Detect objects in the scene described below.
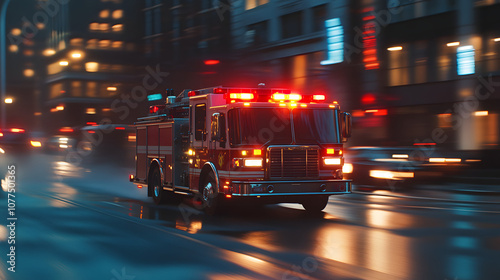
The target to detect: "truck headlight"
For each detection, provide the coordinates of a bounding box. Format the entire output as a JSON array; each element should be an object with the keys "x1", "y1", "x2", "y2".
[
  {"x1": 324, "y1": 157, "x2": 341, "y2": 165},
  {"x1": 244, "y1": 158, "x2": 263, "y2": 167},
  {"x1": 343, "y1": 163, "x2": 353, "y2": 174}
]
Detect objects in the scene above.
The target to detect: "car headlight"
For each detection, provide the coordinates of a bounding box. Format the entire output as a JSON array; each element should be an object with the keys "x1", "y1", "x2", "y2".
[{"x1": 343, "y1": 163, "x2": 353, "y2": 174}]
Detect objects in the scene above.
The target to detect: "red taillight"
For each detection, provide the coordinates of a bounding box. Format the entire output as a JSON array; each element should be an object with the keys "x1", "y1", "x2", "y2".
[
  {"x1": 313, "y1": 95, "x2": 326, "y2": 101},
  {"x1": 326, "y1": 148, "x2": 335, "y2": 155},
  {"x1": 10, "y1": 128, "x2": 25, "y2": 133},
  {"x1": 115, "y1": 127, "x2": 125, "y2": 130},
  {"x1": 86, "y1": 122, "x2": 97, "y2": 126},
  {"x1": 59, "y1": 127, "x2": 74, "y2": 133},
  {"x1": 204, "y1": 59, "x2": 220, "y2": 65}
]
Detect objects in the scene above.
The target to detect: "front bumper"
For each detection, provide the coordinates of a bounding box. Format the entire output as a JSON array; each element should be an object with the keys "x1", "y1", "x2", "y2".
[{"x1": 230, "y1": 179, "x2": 351, "y2": 197}]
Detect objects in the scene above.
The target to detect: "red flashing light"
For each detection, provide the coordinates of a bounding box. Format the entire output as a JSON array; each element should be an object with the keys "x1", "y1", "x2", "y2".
[
  {"x1": 204, "y1": 60, "x2": 220, "y2": 65},
  {"x1": 313, "y1": 95, "x2": 326, "y2": 101},
  {"x1": 10, "y1": 128, "x2": 25, "y2": 133},
  {"x1": 115, "y1": 127, "x2": 125, "y2": 130},
  {"x1": 59, "y1": 128, "x2": 74, "y2": 133},
  {"x1": 188, "y1": 91, "x2": 196, "y2": 97},
  {"x1": 414, "y1": 142, "x2": 436, "y2": 146},
  {"x1": 86, "y1": 122, "x2": 97, "y2": 126},
  {"x1": 214, "y1": 88, "x2": 226, "y2": 94},
  {"x1": 149, "y1": 105, "x2": 161, "y2": 114},
  {"x1": 230, "y1": 93, "x2": 254, "y2": 100}
]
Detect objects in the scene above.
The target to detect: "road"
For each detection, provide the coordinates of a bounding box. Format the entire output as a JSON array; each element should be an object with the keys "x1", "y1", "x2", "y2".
[{"x1": 1, "y1": 152, "x2": 500, "y2": 280}]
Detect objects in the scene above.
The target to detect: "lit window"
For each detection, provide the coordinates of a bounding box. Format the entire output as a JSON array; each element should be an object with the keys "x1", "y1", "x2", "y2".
[
  {"x1": 99, "y1": 40, "x2": 111, "y2": 48},
  {"x1": 8, "y1": 45, "x2": 18, "y2": 52},
  {"x1": 100, "y1": 10, "x2": 110, "y2": 18},
  {"x1": 11, "y1": 28, "x2": 21, "y2": 36},
  {"x1": 99, "y1": 23, "x2": 109, "y2": 31},
  {"x1": 89, "y1": 22, "x2": 99, "y2": 31},
  {"x1": 85, "y1": 62, "x2": 99, "y2": 72},
  {"x1": 87, "y1": 39, "x2": 98, "y2": 49},
  {"x1": 111, "y1": 41, "x2": 123, "y2": 49},
  {"x1": 112, "y1": 10, "x2": 123, "y2": 19},
  {"x1": 246, "y1": 0, "x2": 268, "y2": 10},
  {"x1": 70, "y1": 38, "x2": 83, "y2": 47},
  {"x1": 23, "y1": 69, "x2": 35, "y2": 77},
  {"x1": 112, "y1": 24, "x2": 123, "y2": 32}
]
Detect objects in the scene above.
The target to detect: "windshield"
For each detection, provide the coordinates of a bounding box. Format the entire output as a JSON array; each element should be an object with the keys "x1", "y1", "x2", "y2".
[
  {"x1": 293, "y1": 109, "x2": 339, "y2": 144},
  {"x1": 228, "y1": 108, "x2": 339, "y2": 146},
  {"x1": 228, "y1": 108, "x2": 292, "y2": 146}
]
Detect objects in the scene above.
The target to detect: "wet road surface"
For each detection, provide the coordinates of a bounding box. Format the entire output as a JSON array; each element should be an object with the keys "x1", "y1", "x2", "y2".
[{"x1": 1, "y1": 152, "x2": 499, "y2": 280}]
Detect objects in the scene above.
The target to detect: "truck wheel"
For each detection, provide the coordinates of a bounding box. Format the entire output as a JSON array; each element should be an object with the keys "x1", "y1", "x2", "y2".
[
  {"x1": 201, "y1": 172, "x2": 219, "y2": 215},
  {"x1": 150, "y1": 167, "x2": 167, "y2": 205},
  {"x1": 301, "y1": 195, "x2": 329, "y2": 213}
]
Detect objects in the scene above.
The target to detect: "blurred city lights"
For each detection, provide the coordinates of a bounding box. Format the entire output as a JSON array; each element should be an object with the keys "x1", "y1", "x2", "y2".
[
  {"x1": 59, "y1": 60, "x2": 69, "y2": 66},
  {"x1": 447, "y1": 42, "x2": 460, "y2": 47},
  {"x1": 474, "y1": 111, "x2": 489, "y2": 116},
  {"x1": 4, "y1": 98, "x2": 13, "y2": 104},
  {"x1": 85, "y1": 62, "x2": 99, "y2": 72},
  {"x1": 70, "y1": 51, "x2": 84, "y2": 59},
  {"x1": 43, "y1": 49, "x2": 56, "y2": 56},
  {"x1": 387, "y1": 46, "x2": 403, "y2": 51}
]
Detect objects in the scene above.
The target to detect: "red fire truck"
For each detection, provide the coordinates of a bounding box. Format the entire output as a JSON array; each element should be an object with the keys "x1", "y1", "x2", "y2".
[{"x1": 130, "y1": 86, "x2": 352, "y2": 213}]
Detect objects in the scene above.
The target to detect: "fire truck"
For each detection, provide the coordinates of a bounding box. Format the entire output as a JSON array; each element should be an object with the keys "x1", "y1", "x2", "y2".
[{"x1": 130, "y1": 85, "x2": 352, "y2": 213}]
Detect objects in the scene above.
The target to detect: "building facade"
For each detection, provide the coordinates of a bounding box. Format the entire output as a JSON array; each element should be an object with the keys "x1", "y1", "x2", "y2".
[{"x1": 40, "y1": 0, "x2": 144, "y2": 132}]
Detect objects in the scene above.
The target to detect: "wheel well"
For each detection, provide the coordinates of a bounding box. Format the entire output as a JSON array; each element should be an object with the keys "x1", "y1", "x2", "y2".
[{"x1": 199, "y1": 164, "x2": 218, "y2": 192}]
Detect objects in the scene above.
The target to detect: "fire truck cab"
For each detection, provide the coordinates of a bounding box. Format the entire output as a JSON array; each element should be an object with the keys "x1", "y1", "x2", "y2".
[{"x1": 130, "y1": 86, "x2": 352, "y2": 213}]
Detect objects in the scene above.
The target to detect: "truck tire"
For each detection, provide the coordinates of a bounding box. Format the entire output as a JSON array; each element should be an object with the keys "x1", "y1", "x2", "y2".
[
  {"x1": 201, "y1": 172, "x2": 219, "y2": 215},
  {"x1": 150, "y1": 166, "x2": 167, "y2": 205},
  {"x1": 301, "y1": 195, "x2": 329, "y2": 213}
]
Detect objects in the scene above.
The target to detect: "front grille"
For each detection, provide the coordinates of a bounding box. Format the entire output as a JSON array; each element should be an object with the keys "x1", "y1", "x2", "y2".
[{"x1": 269, "y1": 147, "x2": 319, "y2": 178}]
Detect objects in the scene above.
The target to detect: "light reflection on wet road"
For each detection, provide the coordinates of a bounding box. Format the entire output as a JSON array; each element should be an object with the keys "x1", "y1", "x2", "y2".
[{"x1": 1, "y1": 152, "x2": 499, "y2": 280}]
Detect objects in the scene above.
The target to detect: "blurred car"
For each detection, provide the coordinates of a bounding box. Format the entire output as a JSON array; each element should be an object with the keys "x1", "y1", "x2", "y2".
[
  {"x1": 343, "y1": 146, "x2": 475, "y2": 191},
  {"x1": 78, "y1": 124, "x2": 135, "y2": 166},
  {"x1": 0, "y1": 128, "x2": 46, "y2": 153},
  {"x1": 343, "y1": 146, "x2": 430, "y2": 191},
  {"x1": 45, "y1": 126, "x2": 81, "y2": 153}
]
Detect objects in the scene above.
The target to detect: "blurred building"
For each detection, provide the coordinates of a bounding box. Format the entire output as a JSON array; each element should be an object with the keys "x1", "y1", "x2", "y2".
[
  {"x1": 142, "y1": 0, "x2": 232, "y2": 91},
  {"x1": 2, "y1": 0, "x2": 44, "y2": 130},
  {"x1": 355, "y1": 0, "x2": 500, "y2": 153},
  {"x1": 40, "y1": 0, "x2": 144, "y2": 132},
  {"x1": 230, "y1": 0, "x2": 355, "y2": 107}
]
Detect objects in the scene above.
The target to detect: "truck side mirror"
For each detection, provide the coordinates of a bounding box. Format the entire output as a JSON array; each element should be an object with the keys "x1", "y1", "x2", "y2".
[
  {"x1": 341, "y1": 112, "x2": 352, "y2": 142},
  {"x1": 211, "y1": 113, "x2": 226, "y2": 145},
  {"x1": 211, "y1": 113, "x2": 220, "y2": 141}
]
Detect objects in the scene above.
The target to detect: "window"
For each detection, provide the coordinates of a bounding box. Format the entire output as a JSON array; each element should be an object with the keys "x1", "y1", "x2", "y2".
[
  {"x1": 387, "y1": 44, "x2": 409, "y2": 86},
  {"x1": 281, "y1": 11, "x2": 303, "y2": 39},
  {"x1": 246, "y1": 0, "x2": 268, "y2": 10},
  {"x1": 112, "y1": 10, "x2": 123, "y2": 19},
  {"x1": 247, "y1": 21, "x2": 268, "y2": 47},
  {"x1": 312, "y1": 5, "x2": 327, "y2": 32},
  {"x1": 195, "y1": 104, "x2": 206, "y2": 140}
]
